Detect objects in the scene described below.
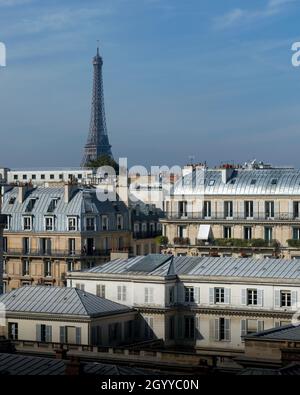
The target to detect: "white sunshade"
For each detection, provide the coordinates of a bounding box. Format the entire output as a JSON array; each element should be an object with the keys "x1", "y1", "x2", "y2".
[{"x1": 198, "y1": 225, "x2": 211, "y2": 240}]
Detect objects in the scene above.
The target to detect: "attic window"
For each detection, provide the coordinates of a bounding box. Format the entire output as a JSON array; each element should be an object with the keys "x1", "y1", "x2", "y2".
[
  {"x1": 47, "y1": 198, "x2": 59, "y2": 213},
  {"x1": 230, "y1": 179, "x2": 236, "y2": 185},
  {"x1": 271, "y1": 179, "x2": 278, "y2": 185},
  {"x1": 9, "y1": 197, "x2": 16, "y2": 205},
  {"x1": 25, "y1": 198, "x2": 37, "y2": 213},
  {"x1": 208, "y1": 180, "x2": 215, "y2": 186},
  {"x1": 251, "y1": 179, "x2": 256, "y2": 185}
]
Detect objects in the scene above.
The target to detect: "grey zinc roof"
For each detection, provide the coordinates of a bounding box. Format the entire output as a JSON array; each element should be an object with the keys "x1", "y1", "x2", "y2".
[
  {"x1": 173, "y1": 168, "x2": 300, "y2": 196},
  {"x1": 0, "y1": 286, "x2": 130, "y2": 317},
  {"x1": 83, "y1": 254, "x2": 300, "y2": 280},
  {"x1": 247, "y1": 324, "x2": 300, "y2": 341}
]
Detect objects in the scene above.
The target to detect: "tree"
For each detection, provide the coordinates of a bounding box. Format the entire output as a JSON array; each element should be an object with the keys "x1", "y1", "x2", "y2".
[
  {"x1": 87, "y1": 154, "x2": 119, "y2": 173},
  {"x1": 156, "y1": 235, "x2": 169, "y2": 247}
]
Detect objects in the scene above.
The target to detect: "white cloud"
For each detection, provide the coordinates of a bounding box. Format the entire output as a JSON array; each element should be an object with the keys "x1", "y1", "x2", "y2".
[{"x1": 214, "y1": 0, "x2": 297, "y2": 29}]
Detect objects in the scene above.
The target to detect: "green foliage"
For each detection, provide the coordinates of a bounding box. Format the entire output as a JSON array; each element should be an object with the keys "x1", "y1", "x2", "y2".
[
  {"x1": 214, "y1": 238, "x2": 278, "y2": 248},
  {"x1": 287, "y1": 239, "x2": 300, "y2": 248},
  {"x1": 156, "y1": 235, "x2": 169, "y2": 246},
  {"x1": 87, "y1": 154, "x2": 119, "y2": 173}
]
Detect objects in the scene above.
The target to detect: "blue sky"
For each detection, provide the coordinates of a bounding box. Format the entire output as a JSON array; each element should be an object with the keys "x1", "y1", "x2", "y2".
[{"x1": 0, "y1": 0, "x2": 300, "y2": 168}]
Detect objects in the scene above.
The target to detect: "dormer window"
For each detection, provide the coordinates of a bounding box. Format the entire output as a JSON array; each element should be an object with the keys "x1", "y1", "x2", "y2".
[
  {"x1": 251, "y1": 179, "x2": 256, "y2": 185},
  {"x1": 47, "y1": 198, "x2": 59, "y2": 213},
  {"x1": 9, "y1": 197, "x2": 16, "y2": 205},
  {"x1": 86, "y1": 217, "x2": 96, "y2": 231},
  {"x1": 208, "y1": 180, "x2": 215, "y2": 186},
  {"x1": 44, "y1": 216, "x2": 54, "y2": 231},
  {"x1": 271, "y1": 179, "x2": 278, "y2": 185},
  {"x1": 23, "y1": 216, "x2": 32, "y2": 231},
  {"x1": 68, "y1": 217, "x2": 77, "y2": 231},
  {"x1": 25, "y1": 198, "x2": 37, "y2": 213}
]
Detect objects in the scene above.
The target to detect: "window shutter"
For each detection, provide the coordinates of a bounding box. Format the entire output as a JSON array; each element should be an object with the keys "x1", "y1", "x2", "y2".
[
  {"x1": 195, "y1": 317, "x2": 200, "y2": 340},
  {"x1": 274, "y1": 290, "x2": 281, "y2": 308},
  {"x1": 150, "y1": 288, "x2": 154, "y2": 303},
  {"x1": 209, "y1": 319, "x2": 215, "y2": 341},
  {"x1": 59, "y1": 327, "x2": 65, "y2": 344},
  {"x1": 292, "y1": 291, "x2": 298, "y2": 308},
  {"x1": 275, "y1": 321, "x2": 281, "y2": 328},
  {"x1": 179, "y1": 284, "x2": 185, "y2": 304},
  {"x1": 258, "y1": 290, "x2": 264, "y2": 307},
  {"x1": 117, "y1": 286, "x2": 122, "y2": 301},
  {"x1": 75, "y1": 283, "x2": 80, "y2": 290},
  {"x1": 46, "y1": 326, "x2": 52, "y2": 343},
  {"x1": 224, "y1": 319, "x2": 231, "y2": 341},
  {"x1": 36, "y1": 324, "x2": 41, "y2": 342},
  {"x1": 225, "y1": 288, "x2": 231, "y2": 304},
  {"x1": 123, "y1": 286, "x2": 127, "y2": 301},
  {"x1": 96, "y1": 284, "x2": 100, "y2": 297},
  {"x1": 214, "y1": 319, "x2": 220, "y2": 341},
  {"x1": 177, "y1": 316, "x2": 183, "y2": 339},
  {"x1": 194, "y1": 287, "x2": 200, "y2": 304},
  {"x1": 239, "y1": 201, "x2": 244, "y2": 219},
  {"x1": 144, "y1": 288, "x2": 149, "y2": 303},
  {"x1": 241, "y1": 320, "x2": 247, "y2": 337},
  {"x1": 76, "y1": 327, "x2": 81, "y2": 345},
  {"x1": 209, "y1": 288, "x2": 215, "y2": 305},
  {"x1": 241, "y1": 289, "x2": 247, "y2": 305},
  {"x1": 257, "y1": 320, "x2": 264, "y2": 333}
]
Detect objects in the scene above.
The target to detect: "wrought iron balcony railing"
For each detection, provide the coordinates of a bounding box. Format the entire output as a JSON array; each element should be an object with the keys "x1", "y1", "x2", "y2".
[
  {"x1": 133, "y1": 231, "x2": 162, "y2": 240},
  {"x1": 3, "y1": 249, "x2": 113, "y2": 258},
  {"x1": 164, "y1": 212, "x2": 300, "y2": 221}
]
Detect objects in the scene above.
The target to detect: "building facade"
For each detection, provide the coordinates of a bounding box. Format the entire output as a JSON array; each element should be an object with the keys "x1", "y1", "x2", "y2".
[
  {"x1": 66, "y1": 254, "x2": 300, "y2": 357},
  {"x1": 1, "y1": 184, "x2": 132, "y2": 291},
  {"x1": 161, "y1": 161, "x2": 300, "y2": 259}
]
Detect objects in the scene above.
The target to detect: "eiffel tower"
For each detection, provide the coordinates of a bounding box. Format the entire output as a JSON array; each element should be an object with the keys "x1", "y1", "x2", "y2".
[{"x1": 81, "y1": 48, "x2": 113, "y2": 167}]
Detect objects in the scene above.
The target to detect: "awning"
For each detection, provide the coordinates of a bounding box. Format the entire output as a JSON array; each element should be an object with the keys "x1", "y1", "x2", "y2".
[{"x1": 198, "y1": 225, "x2": 211, "y2": 240}]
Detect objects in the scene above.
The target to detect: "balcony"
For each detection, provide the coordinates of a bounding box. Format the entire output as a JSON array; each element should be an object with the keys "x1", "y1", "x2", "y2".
[
  {"x1": 3, "y1": 249, "x2": 112, "y2": 259},
  {"x1": 164, "y1": 211, "x2": 300, "y2": 222},
  {"x1": 133, "y1": 231, "x2": 162, "y2": 240}
]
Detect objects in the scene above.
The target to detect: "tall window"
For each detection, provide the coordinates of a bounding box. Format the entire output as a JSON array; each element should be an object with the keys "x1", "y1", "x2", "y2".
[
  {"x1": 8, "y1": 323, "x2": 18, "y2": 340},
  {"x1": 293, "y1": 202, "x2": 300, "y2": 219},
  {"x1": 97, "y1": 284, "x2": 106, "y2": 298},
  {"x1": 184, "y1": 317, "x2": 195, "y2": 339},
  {"x1": 102, "y1": 216, "x2": 108, "y2": 231},
  {"x1": 265, "y1": 201, "x2": 275, "y2": 219},
  {"x1": 68, "y1": 239, "x2": 76, "y2": 255},
  {"x1": 144, "y1": 287, "x2": 154, "y2": 303},
  {"x1": 22, "y1": 259, "x2": 30, "y2": 276},
  {"x1": 244, "y1": 226, "x2": 252, "y2": 240},
  {"x1": 247, "y1": 289, "x2": 258, "y2": 305},
  {"x1": 23, "y1": 237, "x2": 30, "y2": 254},
  {"x1": 68, "y1": 217, "x2": 77, "y2": 231},
  {"x1": 117, "y1": 215, "x2": 123, "y2": 230},
  {"x1": 215, "y1": 288, "x2": 225, "y2": 303},
  {"x1": 264, "y1": 227, "x2": 273, "y2": 242},
  {"x1": 185, "y1": 287, "x2": 195, "y2": 303},
  {"x1": 178, "y1": 201, "x2": 187, "y2": 217},
  {"x1": 169, "y1": 317, "x2": 175, "y2": 340},
  {"x1": 293, "y1": 228, "x2": 300, "y2": 240},
  {"x1": 177, "y1": 225, "x2": 187, "y2": 238},
  {"x1": 44, "y1": 261, "x2": 52, "y2": 277},
  {"x1": 86, "y1": 217, "x2": 95, "y2": 231},
  {"x1": 204, "y1": 201, "x2": 211, "y2": 218},
  {"x1": 245, "y1": 201, "x2": 253, "y2": 218},
  {"x1": 223, "y1": 226, "x2": 232, "y2": 239},
  {"x1": 281, "y1": 291, "x2": 291, "y2": 307},
  {"x1": 4, "y1": 216, "x2": 10, "y2": 231},
  {"x1": 23, "y1": 216, "x2": 32, "y2": 231},
  {"x1": 117, "y1": 286, "x2": 127, "y2": 302},
  {"x1": 45, "y1": 217, "x2": 54, "y2": 231},
  {"x1": 3, "y1": 237, "x2": 7, "y2": 253},
  {"x1": 168, "y1": 287, "x2": 175, "y2": 304},
  {"x1": 224, "y1": 201, "x2": 233, "y2": 218}
]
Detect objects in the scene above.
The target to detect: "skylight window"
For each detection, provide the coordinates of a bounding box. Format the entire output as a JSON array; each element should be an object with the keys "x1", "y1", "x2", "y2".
[
  {"x1": 47, "y1": 198, "x2": 59, "y2": 213},
  {"x1": 251, "y1": 179, "x2": 256, "y2": 185},
  {"x1": 208, "y1": 180, "x2": 215, "y2": 186},
  {"x1": 9, "y1": 197, "x2": 16, "y2": 205},
  {"x1": 230, "y1": 179, "x2": 236, "y2": 185},
  {"x1": 271, "y1": 179, "x2": 278, "y2": 185}
]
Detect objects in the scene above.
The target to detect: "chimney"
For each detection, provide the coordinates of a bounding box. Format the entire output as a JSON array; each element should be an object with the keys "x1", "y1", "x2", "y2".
[
  {"x1": 64, "y1": 183, "x2": 77, "y2": 204},
  {"x1": 65, "y1": 356, "x2": 83, "y2": 376},
  {"x1": 221, "y1": 167, "x2": 234, "y2": 184},
  {"x1": 18, "y1": 184, "x2": 33, "y2": 204}
]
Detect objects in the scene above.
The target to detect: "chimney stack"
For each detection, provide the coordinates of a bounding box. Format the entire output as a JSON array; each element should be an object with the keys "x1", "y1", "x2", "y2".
[
  {"x1": 64, "y1": 183, "x2": 77, "y2": 204},
  {"x1": 18, "y1": 184, "x2": 33, "y2": 204}
]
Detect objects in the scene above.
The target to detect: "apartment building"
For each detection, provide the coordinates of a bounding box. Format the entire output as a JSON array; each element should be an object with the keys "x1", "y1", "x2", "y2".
[
  {"x1": 66, "y1": 254, "x2": 300, "y2": 356},
  {"x1": 160, "y1": 161, "x2": 300, "y2": 259},
  {"x1": 1, "y1": 183, "x2": 131, "y2": 291}
]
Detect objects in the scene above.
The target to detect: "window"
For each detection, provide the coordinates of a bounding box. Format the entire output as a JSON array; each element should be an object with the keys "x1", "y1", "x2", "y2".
[
  {"x1": 4, "y1": 215, "x2": 10, "y2": 231},
  {"x1": 32, "y1": 174, "x2": 36, "y2": 180},
  {"x1": 47, "y1": 199, "x2": 59, "y2": 213},
  {"x1": 8, "y1": 323, "x2": 18, "y2": 340},
  {"x1": 168, "y1": 287, "x2": 175, "y2": 304},
  {"x1": 44, "y1": 217, "x2": 54, "y2": 231},
  {"x1": 245, "y1": 201, "x2": 253, "y2": 218},
  {"x1": 23, "y1": 216, "x2": 32, "y2": 231},
  {"x1": 13, "y1": 175, "x2": 18, "y2": 180},
  {"x1": 117, "y1": 285, "x2": 127, "y2": 302},
  {"x1": 102, "y1": 216, "x2": 108, "y2": 231},
  {"x1": 44, "y1": 261, "x2": 52, "y2": 277},
  {"x1": 50, "y1": 174, "x2": 54, "y2": 180},
  {"x1": 96, "y1": 284, "x2": 106, "y2": 298},
  {"x1": 144, "y1": 287, "x2": 154, "y2": 303},
  {"x1": 78, "y1": 174, "x2": 82, "y2": 180},
  {"x1": 22, "y1": 259, "x2": 30, "y2": 276},
  {"x1": 40, "y1": 238, "x2": 51, "y2": 255},
  {"x1": 244, "y1": 226, "x2": 252, "y2": 240},
  {"x1": 250, "y1": 179, "x2": 256, "y2": 185},
  {"x1": 68, "y1": 217, "x2": 77, "y2": 231},
  {"x1": 281, "y1": 291, "x2": 291, "y2": 307},
  {"x1": 67, "y1": 260, "x2": 74, "y2": 272},
  {"x1": 264, "y1": 227, "x2": 273, "y2": 242},
  {"x1": 109, "y1": 323, "x2": 121, "y2": 342},
  {"x1": 3, "y1": 259, "x2": 6, "y2": 275},
  {"x1": 177, "y1": 225, "x2": 187, "y2": 238},
  {"x1": 185, "y1": 287, "x2": 194, "y2": 303},
  {"x1": 178, "y1": 201, "x2": 187, "y2": 217},
  {"x1": 117, "y1": 214, "x2": 123, "y2": 230},
  {"x1": 293, "y1": 228, "x2": 300, "y2": 240},
  {"x1": 41, "y1": 174, "x2": 45, "y2": 180},
  {"x1": 212, "y1": 318, "x2": 230, "y2": 341},
  {"x1": 169, "y1": 317, "x2": 175, "y2": 340},
  {"x1": 215, "y1": 288, "x2": 225, "y2": 303},
  {"x1": 223, "y1": 226, "x2": 232, "y2": 239},
  {"x1": 23, "y1": 174, "x2": 27, "y2": 180},
  {"x1": 241, "y1": 319, "x2": 263, "y2": 336},
  {"x1": 3, "y1": 237, "x2": 7, "y2": 253},
  {"x1": 86, "y1": 217, "x2": 95, "y2": 231},
  {"x1": 204, "y1": 201, "x2": 211, "y2": 218},
  {"x1": 68, "y1": 238, "x2": 76, "y2": 255},
  {"x1": 9, "y1": 197, "x2": 16, "y2": 205},
  {"x1": 184, "y1": 316, "x2": 195, "y2": 339},
  {"x1": 224, "y1": 201, "x2": 233, "y2": 218},
  {"x1": 75, "y1": 283, "x2": 85, "y2": 291},
  {"x1": 247, "y1": 289, "x2": 258, "y2": 305},
  {"x1": 25, "y1": 199, "x2": 37, "y2": 213},
  {"x1": 265, "y1": 201, "x2": 274, "y2": 219},
  {"x1": 293, "y1": 202, "x2": 300, "y2": 219},
  {"x1": 208, "y1": 180, "x2": 215, "y2": 186},
  {"x1": 271, "y1": 179, "x2": 278, "y2": 185}
]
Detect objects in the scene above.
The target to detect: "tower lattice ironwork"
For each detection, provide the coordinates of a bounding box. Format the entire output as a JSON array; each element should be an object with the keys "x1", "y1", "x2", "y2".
[{"x1": 81, "y1": 48, "x2": 113, "y2": 167}]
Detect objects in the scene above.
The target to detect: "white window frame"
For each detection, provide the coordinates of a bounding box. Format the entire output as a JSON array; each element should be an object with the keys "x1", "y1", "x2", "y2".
[
  {"x1": 4, "y1": 215, "x2": 10, "y2": 231},
  {"x1": 144, "y1": 287, "x2": 154, "y2": 304},
  {"x1": 44, "y1": 216, "x2": 54, "y2": 231},
  {"x1": 117, "y1": 285, "x2": 127, "y2": 302},
  {"x1": 23, "y1": 216, "x2": 32, "y2": 231},
  {"x1": 68, "y1": 217, "x2": 77, "y2": 231}
]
